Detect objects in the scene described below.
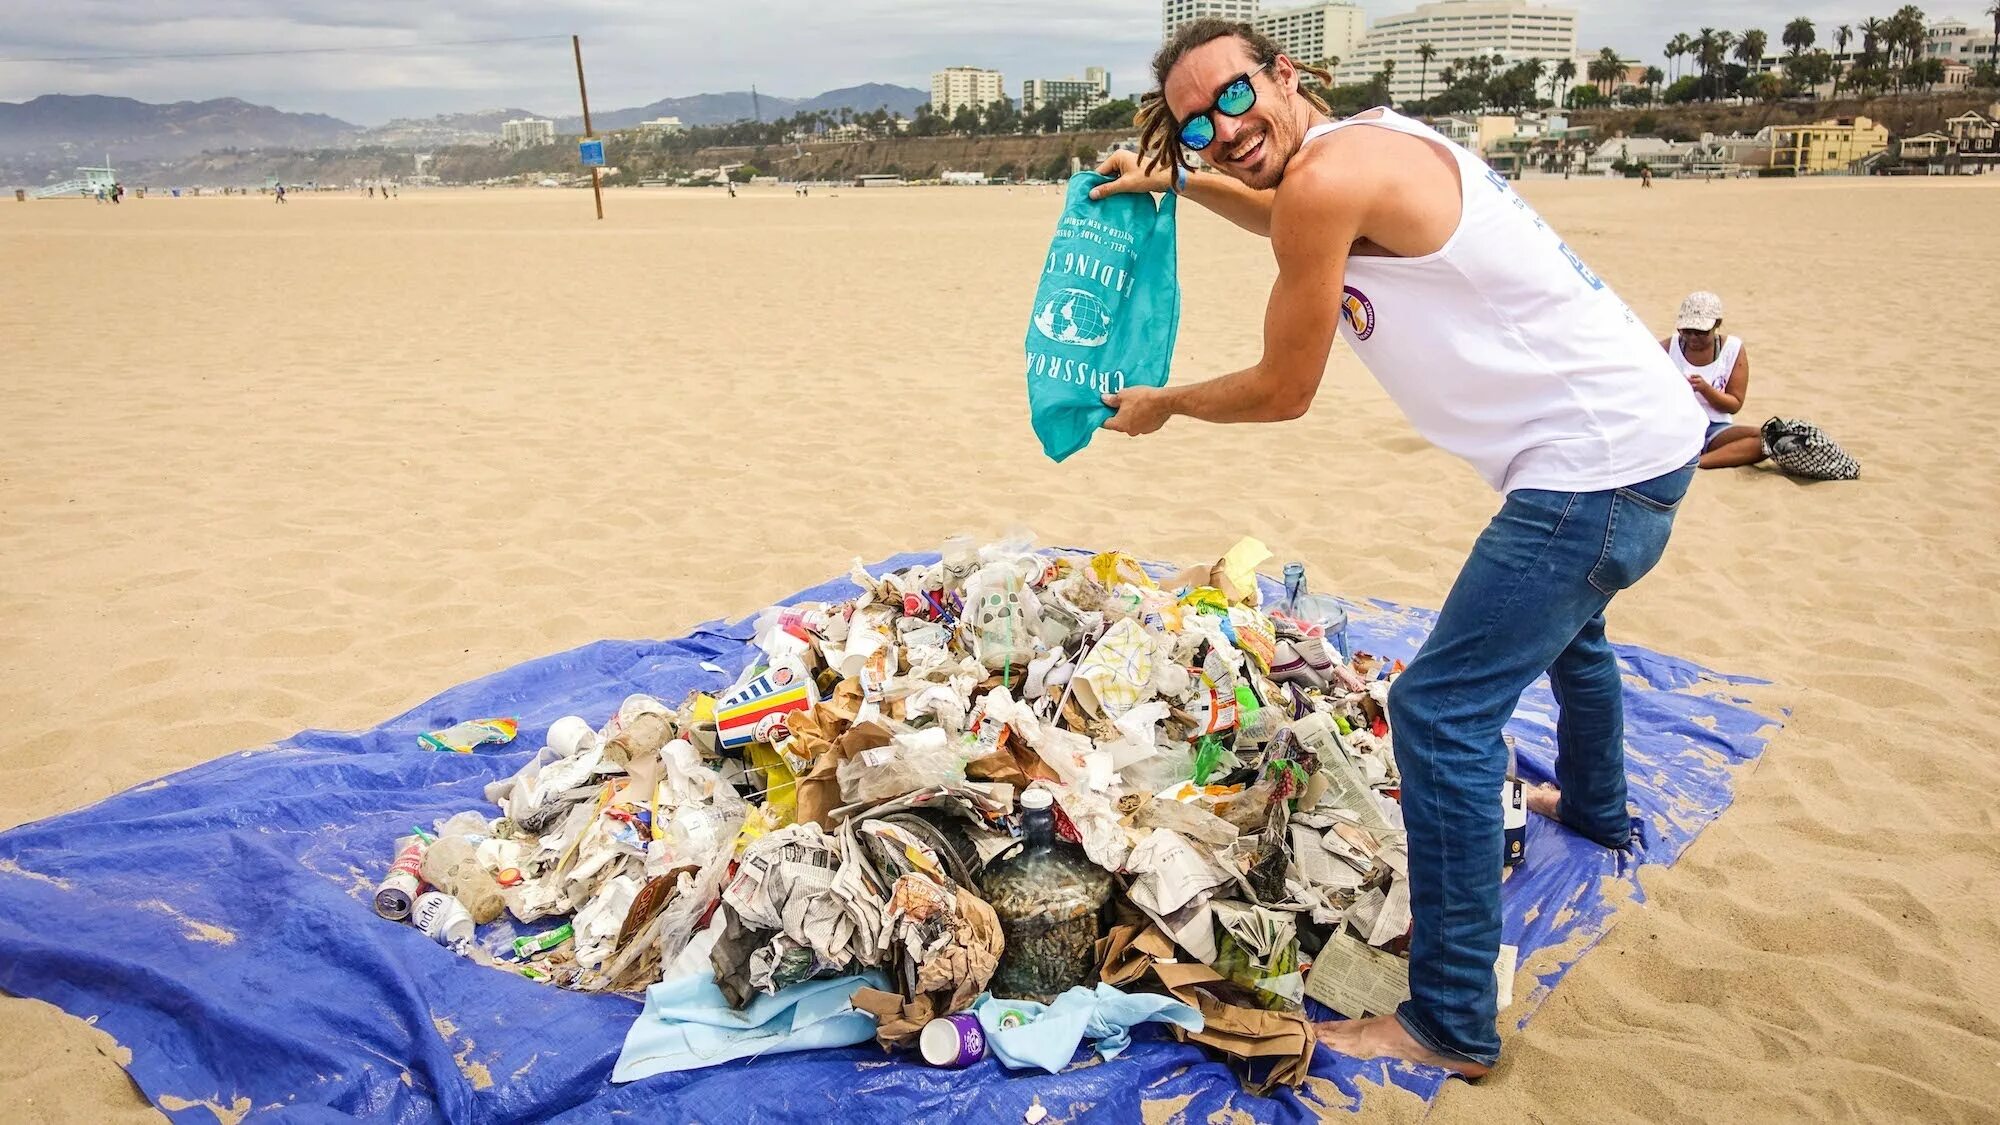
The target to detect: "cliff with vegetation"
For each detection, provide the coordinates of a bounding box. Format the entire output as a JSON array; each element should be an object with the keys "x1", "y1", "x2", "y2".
[
  {"x1": 673, "y1": 131, "x2": 1131, "y2": 182},
  {"x1": 1572, "y1": 91, "x2": 1998, "y2": 142}
]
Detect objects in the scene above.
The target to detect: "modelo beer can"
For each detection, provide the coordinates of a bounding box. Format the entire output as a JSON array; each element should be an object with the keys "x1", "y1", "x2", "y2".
[
  {"x1": 412, "y1": 891, "x2": 476, "y2": 949},
  {"x1": 1503, "y1": 777, "x2": 1527, "y2": 868},
  {"x1": 374, "y1": 840, "x2": 426, "y2": 920}
]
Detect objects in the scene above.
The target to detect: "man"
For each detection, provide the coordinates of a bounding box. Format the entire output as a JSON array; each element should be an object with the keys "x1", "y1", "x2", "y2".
[{"x1": 1093, "y1": 20, "x2": 1704, "y2": 1077}]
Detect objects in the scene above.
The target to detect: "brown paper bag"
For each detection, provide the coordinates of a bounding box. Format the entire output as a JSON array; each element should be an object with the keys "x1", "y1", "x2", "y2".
[
  {"x1": 1153, "y1": 961, "x2": 1316, "y2": 1095},
  {"x1": 1095, "y1": 923, "x2": 1177, "y2": 988},
  {"x1": 852, "y1": 988, "x2": 939, "y2": 1049}
]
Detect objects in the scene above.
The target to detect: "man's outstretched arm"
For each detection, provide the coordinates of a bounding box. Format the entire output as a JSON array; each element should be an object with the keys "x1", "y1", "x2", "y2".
[
  {"x1": 1091, "y1": 151, "x2": 1277, "y2": 237},
  {"x1": 1101, "y1": 160, "x2": 1371, "y2": 434}
]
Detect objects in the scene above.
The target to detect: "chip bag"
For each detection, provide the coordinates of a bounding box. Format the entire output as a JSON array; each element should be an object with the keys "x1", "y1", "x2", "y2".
[{"x1": 1024, "y1": 172, "x2": 1180, "y2": 462}]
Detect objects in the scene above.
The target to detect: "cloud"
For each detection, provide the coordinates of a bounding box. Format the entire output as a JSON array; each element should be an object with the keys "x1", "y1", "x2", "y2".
[{"x1": 0, "y1": 1, "x2": 1911, "y2": 123}]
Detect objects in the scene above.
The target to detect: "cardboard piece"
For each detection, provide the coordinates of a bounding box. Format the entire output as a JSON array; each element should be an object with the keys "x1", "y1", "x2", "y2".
[
  {"x1": 1095, "y1": 923, "x2": 1177, "y2": 989},
  {"x1": 1153, "y1": 961, "x2": 1316, "y2": 1096}
]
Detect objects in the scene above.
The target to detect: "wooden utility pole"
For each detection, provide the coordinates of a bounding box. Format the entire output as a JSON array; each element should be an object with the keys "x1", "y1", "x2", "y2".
[{"x1": 573, "y1": 34, "x2": 604, "y2": 220}]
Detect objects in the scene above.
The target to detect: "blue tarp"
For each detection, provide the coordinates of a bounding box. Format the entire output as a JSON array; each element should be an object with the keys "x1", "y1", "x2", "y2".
[{"x1": 0, "y1": 552, "x2": 1780, "y2": 1123}]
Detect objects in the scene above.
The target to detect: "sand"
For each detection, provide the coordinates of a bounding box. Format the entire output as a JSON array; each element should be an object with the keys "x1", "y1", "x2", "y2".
[{"x1": 2, "y1": 177, "x2": 1997, "y2": 1122}]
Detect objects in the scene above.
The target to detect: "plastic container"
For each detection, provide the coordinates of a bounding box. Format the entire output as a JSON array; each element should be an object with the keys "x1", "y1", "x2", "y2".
[
  {"x1": 1282, "y1": 563, "x2": 1350, "y2": 661},
  {"x1": 981, "y1": 789, "x2": 1112, "y2": 1002}
]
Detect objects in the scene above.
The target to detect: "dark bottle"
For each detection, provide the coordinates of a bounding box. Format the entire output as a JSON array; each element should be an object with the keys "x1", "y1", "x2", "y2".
[{"x1": 982, "y1": 789, "x2": 1113, "y2": 1002}]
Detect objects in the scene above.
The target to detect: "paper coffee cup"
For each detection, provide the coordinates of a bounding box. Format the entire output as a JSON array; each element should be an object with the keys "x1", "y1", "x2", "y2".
[
  {"x1": 546, "y1": 716, "x2": 596, "y2": 758},
  {"x1": 919, "y1": 1013, "x2": 987, "y2": 1068}
]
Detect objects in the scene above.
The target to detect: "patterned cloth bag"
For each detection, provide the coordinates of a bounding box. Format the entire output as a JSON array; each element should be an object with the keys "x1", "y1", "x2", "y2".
[{"x1": 1760, "y1": 416, "x2": 1861, "y2": 480}]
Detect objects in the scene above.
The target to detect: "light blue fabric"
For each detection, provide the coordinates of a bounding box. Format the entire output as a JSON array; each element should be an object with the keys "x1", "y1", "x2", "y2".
[
  {"x1": 1024, "y1": 172, "x2": 1180, "y2": 462},
  {"x1": 612, "y1": 970, "x2": 889, "y2": 1082},
  {"x1": 973, "y1": 983, "x2": 1203, "y2": 1073}
]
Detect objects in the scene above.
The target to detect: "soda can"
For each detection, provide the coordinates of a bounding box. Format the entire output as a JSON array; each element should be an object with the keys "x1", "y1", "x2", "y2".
[{"x1": 374, "y1": 841, "x2": 426, "y2": 920}]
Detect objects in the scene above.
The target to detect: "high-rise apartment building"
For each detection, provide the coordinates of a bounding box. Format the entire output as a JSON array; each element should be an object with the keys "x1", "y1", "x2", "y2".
[
  {"x1": 1340, "y1": 0, "x2": 1578, "y2": 104},
  {"x1": 931, "y1": 67, "x2": 1007, "y2": 117},
  {"x1": 1164, "y1": 0, "x2": 1260, "y2": 41},
  {"x1": 1256, "y1": 2, "x2": 1367, "y2": 68}
]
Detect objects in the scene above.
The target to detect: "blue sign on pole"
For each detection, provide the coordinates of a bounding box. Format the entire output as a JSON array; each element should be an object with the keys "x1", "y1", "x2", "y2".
[{"x1": 578, "y1": 139, "x2": 605, "y2": 167}]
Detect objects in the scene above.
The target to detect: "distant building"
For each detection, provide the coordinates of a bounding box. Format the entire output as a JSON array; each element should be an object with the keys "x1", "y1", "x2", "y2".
[
  {"x1": 1256, "y1": 2, "x2": 1367, "y2": 68},
  {"x1": 1023, "y1": 69, "x2": 1113, "y2": 128},
  {"x1": 1165, "y1": 0, "x2": 1259, "y2": 41},
  {"x1": 638, "y1": 116, "x2": 687, "y2": 135},
  {"x1": 1898, "y1": 105, "x2": 2000, "y2": 174},
  {"x1": 941, "y1": 170, "x2": 992, "y2": 184},
  {"x1": 1340, "y1": 0, "x2": 1579, "y2": 105},
  {"x1": 1677, "y1": 132, "x2": 1764, "y2": 177},
  {"x1": 1585, "y1": 134, "x2": 1692, "y2": 174},
  {"x1": 501, "y1": 118, "x2": 556, "y2": 149},
  {"x1": 931, "y1": 67, "x2": 1006, "y2": 118},
  {"x1": 1924, "y1": 16, "x2": 1999, "y2": 69},
  {"x1": 1944, "y1": 106, "x2": 1999, "y2": 169},
  {"x1": 1760, "y1": 115, "x2": 1889, "y2": 175}
]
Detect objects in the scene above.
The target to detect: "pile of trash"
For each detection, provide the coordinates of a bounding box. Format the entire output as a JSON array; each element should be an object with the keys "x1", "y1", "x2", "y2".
[{"x1": 374, "y1": 538, "x2": 1503, "y2": 1092}]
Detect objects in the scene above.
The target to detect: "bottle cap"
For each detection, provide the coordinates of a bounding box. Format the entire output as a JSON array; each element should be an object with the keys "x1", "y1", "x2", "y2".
[{"x1": 1020, "y1": 788, "x2": 1053, "y2": 811}]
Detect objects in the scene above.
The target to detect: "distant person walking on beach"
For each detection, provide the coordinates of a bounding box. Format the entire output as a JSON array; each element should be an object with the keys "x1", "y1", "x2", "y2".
[
  {"x1": 1640, "y1": 165, "x2": 1653, "y2": 188},
  {"x1": 368, "y1": 185, "x2": 375, "y2": 198},
  {"x1": 1091, "y1": 19, "x2": 1704, "y2": 1079},
  {"x1": 274, "y1": 183, "x2": 287, "y2": 204},
  {"x1": 1666, "y1": 291, "x2": 1763, "y2": 469}
]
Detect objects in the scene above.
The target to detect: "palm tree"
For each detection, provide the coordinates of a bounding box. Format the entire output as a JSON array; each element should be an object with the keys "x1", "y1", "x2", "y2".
[
  {"x1": 1667, "y1": 33, "x2": 1691, "y2": 82},
  {"x1": 1834, "y1": 24, "x2": 1853, "y2": 95},
  {"x1": 1417, "y1": 42, "x2": 1439, "y2": 103},
  {"x1": 1522, "y1": 56, "x2": 1546, "y2": 105},
  {"x1": 1643, "y1": 65, "x2": 1665, "y2": 104},
  {"x1": 1737, "y1": 29, "x2": 1767, "y2": 72},
  {"x1": 1589, "y1": 45, "x2": 1624, "y2": 95},
  {"x1": 1694, "y1": 28, "x2": 1718, "y2": 96},
  {"x1": 1989, "y1": 4, "x2": 2000, "y2": 68},
  {"x1": 1712, "y1": 30, "x2": 1738, "y2": 100},
  {"x1": 1552, "y1": 57, "x2": 1576, "y2": 104},
  {"x1": 1783, "y1": 18, "x2": 1816, "y2": 60}
]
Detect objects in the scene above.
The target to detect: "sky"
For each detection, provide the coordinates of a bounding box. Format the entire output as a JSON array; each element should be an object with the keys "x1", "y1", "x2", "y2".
[{"x1": 0, "y1": 1, "x2": 1966, "y2": 124}]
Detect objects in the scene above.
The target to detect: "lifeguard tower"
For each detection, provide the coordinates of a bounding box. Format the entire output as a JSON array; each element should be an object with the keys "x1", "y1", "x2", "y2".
[{"x1": 34, "y1": 159, "x2": 117, "y2": 199}]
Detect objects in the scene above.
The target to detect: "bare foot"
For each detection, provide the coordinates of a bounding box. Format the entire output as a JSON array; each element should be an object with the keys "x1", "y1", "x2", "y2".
[
  {"x1": 1524, "y1": 783, "x2": 1561, "y2": 820},
  {"x1": 1314, "y1": 1015, "x2": 1492, "y2": 1078}
]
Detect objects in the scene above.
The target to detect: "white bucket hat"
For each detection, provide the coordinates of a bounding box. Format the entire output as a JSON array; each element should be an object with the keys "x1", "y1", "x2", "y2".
[{"x1": 1675, "y1": 291, "x2": 1724, "y2": 332}]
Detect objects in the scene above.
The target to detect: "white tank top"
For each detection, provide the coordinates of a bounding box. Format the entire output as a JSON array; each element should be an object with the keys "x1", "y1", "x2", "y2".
[
  {"x1": 1668, "y1": 334, "x2": 1742, "y2": 424},
  {"x1": 1306, "y1": 110, "x2": 1704, "y2": 493}
]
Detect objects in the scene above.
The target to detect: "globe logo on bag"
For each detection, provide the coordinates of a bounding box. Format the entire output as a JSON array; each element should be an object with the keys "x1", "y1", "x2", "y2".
[{"x1": 1032, "y1": 288, "x2": 1113, "y2": 348}]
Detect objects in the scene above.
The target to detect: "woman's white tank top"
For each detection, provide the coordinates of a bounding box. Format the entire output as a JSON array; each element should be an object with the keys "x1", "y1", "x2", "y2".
[
  {"x1": 1668, "y1": 334, "x2": 1743, "y2": 424},
  {"x1": 1306, "y1": 109, "x2": 1704, "y2": 493}
]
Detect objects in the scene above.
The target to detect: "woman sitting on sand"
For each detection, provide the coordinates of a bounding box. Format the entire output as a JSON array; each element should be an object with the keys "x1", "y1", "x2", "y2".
[{"x1": 1665, "y1": 291, "x2": 1764, "y2": 469}]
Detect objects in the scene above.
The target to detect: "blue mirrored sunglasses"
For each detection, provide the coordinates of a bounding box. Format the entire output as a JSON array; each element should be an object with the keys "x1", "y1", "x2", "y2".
[{"x1": 1178, "y1": 63, "x2": 1271, "y2": 151}]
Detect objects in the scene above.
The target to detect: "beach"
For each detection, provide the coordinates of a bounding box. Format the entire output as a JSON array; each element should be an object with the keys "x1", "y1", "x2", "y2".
[{"x1": 2, "y1": 177, "x2": 1997, "y2": 1121}]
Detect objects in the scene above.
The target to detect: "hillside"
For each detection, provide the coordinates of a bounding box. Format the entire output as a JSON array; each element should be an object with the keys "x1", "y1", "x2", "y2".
[
  {"x1": 0, "y1": 94, "x2": 356, "y2": 163},
  {"x1": 555, "y1": 83, "x2": 926, "y2": 132},
  {"x1": 1572, "y1": 91, "x2": 1997, "y2": 142}
]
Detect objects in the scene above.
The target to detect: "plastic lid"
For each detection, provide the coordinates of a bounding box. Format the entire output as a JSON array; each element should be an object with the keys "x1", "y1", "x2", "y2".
[{"x1": 1020, "y1": 788, "x2": 1053, "y2": 811}]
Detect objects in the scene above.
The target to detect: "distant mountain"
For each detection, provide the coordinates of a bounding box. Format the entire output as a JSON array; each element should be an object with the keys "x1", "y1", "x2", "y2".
[
  {"x1": 556, "y1": 83, "x2": 927, "y2": 132},
  {"x1": 0, "y1": 94, "x2": 356, "y2": 162},
  {"x1": 0, "y1": 82, "x2": 930, "y2": 176},
  {"x1": 793, "y1": 84, "x2": 929, "y2": 118}
]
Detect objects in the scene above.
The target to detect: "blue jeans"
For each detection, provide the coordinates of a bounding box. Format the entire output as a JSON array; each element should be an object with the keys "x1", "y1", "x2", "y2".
[{"x1": 1387, "y1": 461, "x2": 1697, "y2": 1067}]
